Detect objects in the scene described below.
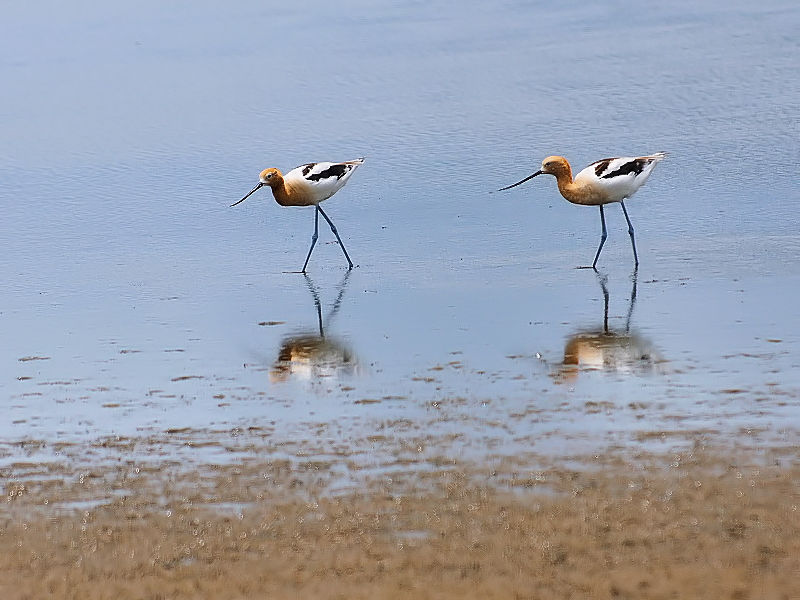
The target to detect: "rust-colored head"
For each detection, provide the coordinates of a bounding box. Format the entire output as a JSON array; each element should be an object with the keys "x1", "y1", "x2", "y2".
[
  {"x1": 498, "y1": 154, "x2": 573, "y2": 192},
  {"x1": 231, "y1": 167, "x2": 285, "y2": 207},
  {"x1": 538, "y1": 156, "x2": 572, "y2": 179},
  {"x1": 258, "y1": 167, "x2": 283, "y2": 187}
]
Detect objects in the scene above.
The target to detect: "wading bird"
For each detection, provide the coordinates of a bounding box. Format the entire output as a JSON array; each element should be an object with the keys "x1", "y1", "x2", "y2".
[
  {"x1": 232, "y1": 158, "x2": 365, "y2": 272},
  {"x1": 499, "y1": 153, "x2": 666, "y2": 268}
]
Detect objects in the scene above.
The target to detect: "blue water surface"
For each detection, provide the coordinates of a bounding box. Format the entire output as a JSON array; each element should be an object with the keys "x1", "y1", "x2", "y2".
[{"x1": 1, "y1": 0, "x2": 798, "y2": 467}]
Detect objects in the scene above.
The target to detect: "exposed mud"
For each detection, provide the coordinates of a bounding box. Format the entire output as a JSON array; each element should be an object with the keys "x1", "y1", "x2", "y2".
[{"x1": 2, "y1": 443, "x2": 797, "y2": 599}]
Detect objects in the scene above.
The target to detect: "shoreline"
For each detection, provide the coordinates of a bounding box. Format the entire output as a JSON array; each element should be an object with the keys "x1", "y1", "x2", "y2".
[{"x1": 3, "y1": 442, "x2": 797, "y2": 599}]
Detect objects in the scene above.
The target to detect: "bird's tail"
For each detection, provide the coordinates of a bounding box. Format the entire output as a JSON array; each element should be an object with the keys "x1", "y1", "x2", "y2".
[
  {"x1": 647, "y1": 151, "x2": 668, "y2": 161},
  {"x1": 346, "y1": 157, "x2": 366, "y2": 165}
]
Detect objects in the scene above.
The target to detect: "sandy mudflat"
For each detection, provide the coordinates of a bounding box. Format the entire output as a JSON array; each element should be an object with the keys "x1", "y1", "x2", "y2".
[{"x1": 2, "y1": 443, "x2": 797, "y2": 600}]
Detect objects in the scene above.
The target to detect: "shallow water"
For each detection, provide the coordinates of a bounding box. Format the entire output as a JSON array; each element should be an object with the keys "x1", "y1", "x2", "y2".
[{"x1": 1, "y1": 1, "x2": 798, "y2": 468}]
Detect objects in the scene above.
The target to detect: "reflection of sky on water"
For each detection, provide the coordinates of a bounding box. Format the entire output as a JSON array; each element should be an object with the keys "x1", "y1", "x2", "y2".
[{"x1": 1, "y1": 1, "x2": 798, "y2": 462}]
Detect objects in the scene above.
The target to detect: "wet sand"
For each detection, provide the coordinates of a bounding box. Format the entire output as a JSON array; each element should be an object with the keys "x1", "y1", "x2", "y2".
[{"x1": 3, "y1": 441, "x2": 797, "y2": 600}]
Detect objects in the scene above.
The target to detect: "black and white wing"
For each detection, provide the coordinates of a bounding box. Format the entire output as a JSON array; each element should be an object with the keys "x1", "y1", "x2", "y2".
[
  {"x1": 285, "y1": 159, "x2": 365, "y2": 203},
  {"x1": 576, "y1": 153, "x2": 667, "y2": 201}
]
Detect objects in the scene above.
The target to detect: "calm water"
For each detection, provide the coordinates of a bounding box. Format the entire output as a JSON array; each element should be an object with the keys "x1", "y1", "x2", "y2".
[{"x1": 1, "y1": 1, "x2": 798, "y2": 467}]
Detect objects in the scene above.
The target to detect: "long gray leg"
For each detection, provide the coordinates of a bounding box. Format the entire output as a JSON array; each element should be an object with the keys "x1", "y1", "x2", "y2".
[
  {"x1": 301, "y1": 206, "x2": 320, "y2": 273},
  {"x1": 317, "y1": 205, "x2": 354, "y2": 269},
  {"x1": 302, "y1": 273, "x2": 324, "y2": 336},
  {"x1": 620, "y1": 200, "x2": 639, "y2": 266},
  {"x1": 326, "y1": 269, "x2": 352, "y2": 324},
  {"x1": 625, "y1": 267, "x2": 638, "y2": 332},
  {"x1": 595, "y1": 271, "x2": 610, "y2": 333},
  {"x1": 591, "y1": 205, "x2": 608, "y2": 270}
]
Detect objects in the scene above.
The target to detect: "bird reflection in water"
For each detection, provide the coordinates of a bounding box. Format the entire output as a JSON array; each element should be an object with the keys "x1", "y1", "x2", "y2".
[
  {"x1": 556, "y1": 270, "x2": 663, "y2": 380},
  {"x1": 270, "y1": 271, "x2": 357, "y2": 383}
]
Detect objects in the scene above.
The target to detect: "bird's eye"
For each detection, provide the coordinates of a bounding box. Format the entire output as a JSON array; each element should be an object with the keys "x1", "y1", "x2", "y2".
[{"x1": 266, "y1": 173, "x2": 272, "y2": 179}]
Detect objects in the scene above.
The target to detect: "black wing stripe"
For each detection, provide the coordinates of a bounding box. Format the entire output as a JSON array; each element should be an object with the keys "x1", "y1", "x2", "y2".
[
  {"x1": 593, "y1": 159, "x2": 613, "y2": 177},
  {"x1": 306, "y1": 164, "x2": 351, "y2": 182},
  {"x1": 601, "y1": 158, "x2": 650, "y2": 179}
]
